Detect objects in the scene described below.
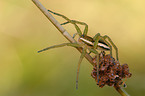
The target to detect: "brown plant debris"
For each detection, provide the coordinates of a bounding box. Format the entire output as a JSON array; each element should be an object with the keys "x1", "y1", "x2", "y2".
[{"x1": 91, "y1": 51, "x2": 132, "y2": 88}]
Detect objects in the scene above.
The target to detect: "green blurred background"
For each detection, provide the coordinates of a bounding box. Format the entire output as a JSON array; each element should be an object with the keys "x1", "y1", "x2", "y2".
[{"x1": 0, "y1": 0, "x2": 145, "y2": 96}]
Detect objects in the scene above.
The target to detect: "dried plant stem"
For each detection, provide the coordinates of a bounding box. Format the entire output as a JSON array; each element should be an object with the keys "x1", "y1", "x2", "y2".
[
  {"x1": 114, "y1": 85, "x2": 130, "y2": 96},
  {"x1": 32, "y1": 0, "x2": 129, "y2": 96}
]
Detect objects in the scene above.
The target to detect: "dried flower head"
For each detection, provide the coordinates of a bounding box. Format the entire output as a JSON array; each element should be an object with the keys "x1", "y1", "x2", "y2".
[{"x1": 91, "y1": 51, "x2": 132, "y2": 88}]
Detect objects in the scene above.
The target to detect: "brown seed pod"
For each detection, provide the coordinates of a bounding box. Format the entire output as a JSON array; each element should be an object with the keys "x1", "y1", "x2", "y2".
[{"x1": 91, "y1": 51, "x2": 132, "y2": 88}]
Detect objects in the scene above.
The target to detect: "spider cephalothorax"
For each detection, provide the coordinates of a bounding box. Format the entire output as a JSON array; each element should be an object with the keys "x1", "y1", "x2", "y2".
[{"x1": 38, "y1": 9, "x2": 119, "y2": 89}]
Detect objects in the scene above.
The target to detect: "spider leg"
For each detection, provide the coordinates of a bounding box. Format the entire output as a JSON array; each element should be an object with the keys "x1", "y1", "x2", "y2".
[
  {"x1": 88, "y1": 48, "x2": 99, "y2": 83},
  {"x1": 92, "y1": 33, "x2": 113, "y2": 83},
  {"x1": 76, "y1": 45, "x2": 87, "y2": 89},
  {"x1": 93, "y1": 33, "x2": 112, "y2": 56},
  {"x1": 61, "y1": 20, "x2": 88, "y2": 36},
  {"x1": 48, "y1": 9, "x2": 82, "y2": 36},
  {"x1": 92, "y1": 33, "x2": 102, "y2": 83},
  {"x1": 61, "y1": 21, "x2": 70, "y2": 25},
  {"x1": 93, "y1": 33, "x2": 101, "y2": 49},
  {"x1": 38, "y1": 43, "x2": 81, "y2": 53},
  {"x1": 102, "y1": 35, "x2": 119, "y2": 61},
  {"x1": 76, "y1": 46, "x2": 87, "y2": 89}
]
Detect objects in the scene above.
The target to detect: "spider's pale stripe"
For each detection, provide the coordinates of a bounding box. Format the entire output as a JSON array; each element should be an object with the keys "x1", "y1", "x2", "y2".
[
  {"x1": 80, "y1": 38, "x2": 94, "y2": 45},
  {"x1": 98, "y1": 43, "x2": 110, "y2": 49},
  {"x1": 80, "y1": 37, "x2": 110, "y2": 50}
]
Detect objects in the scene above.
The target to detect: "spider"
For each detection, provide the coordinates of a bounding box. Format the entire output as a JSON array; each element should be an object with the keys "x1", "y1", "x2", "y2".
[{"x1": 38, "y1": 9, "x2": 119, "y2": 89}]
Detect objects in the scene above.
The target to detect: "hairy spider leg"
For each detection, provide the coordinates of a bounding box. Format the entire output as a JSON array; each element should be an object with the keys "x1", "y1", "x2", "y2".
[
  {"x1": 93, "y1": 33, "x2": 112, "y2": 55},
  {"x1": 88, "y1": 48, "x2": 99, "y2": 82},
  {"x1": 93, "y1": 33, "x2": 102, "y2": 81},
  {"x1": 38, "y1": 43, "x2": 81, "y2": 53},
  {"x1": 48, "y1": 9, "x2": 83, "y2": 36},
  {"x1": 61, "y1": 20, "x2": 88, "y2": 36},
  {"x1": 93, "y1": 33, "x2": 112, "y2": 83},
  {"x1": 76, "y1": 45, "x2": 87, "y2": 89},
  {"x1": 103, "y1": 35, "x2": 119, "y2": 61}
]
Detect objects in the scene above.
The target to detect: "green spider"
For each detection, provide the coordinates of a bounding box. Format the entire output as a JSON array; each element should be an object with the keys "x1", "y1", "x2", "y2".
[{"x1": 38, "y1": 9, "x2": 119, "y2": 89}]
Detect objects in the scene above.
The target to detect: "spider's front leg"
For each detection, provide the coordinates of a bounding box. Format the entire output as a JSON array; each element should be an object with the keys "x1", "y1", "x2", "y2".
[
  {"x1": 61, "y1": 20, "x2": 88, "y2": 36},
  {"x1": 48, "y1": 9, "x2": 89, "y2": 41},
  {"x1": 48, "y1": 9, "x2": 83, "y2": 36}
]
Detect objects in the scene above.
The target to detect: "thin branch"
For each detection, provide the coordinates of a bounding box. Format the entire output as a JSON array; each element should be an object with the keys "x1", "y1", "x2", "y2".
[
  {"x1": 32, "y1": 0, "x2": 130, "y2": 96},
  {"x1": 114, "y1": 85, "x2": 130, "y2": 96}
]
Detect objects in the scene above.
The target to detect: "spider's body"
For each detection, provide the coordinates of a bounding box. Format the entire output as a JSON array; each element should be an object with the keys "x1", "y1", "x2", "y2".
[
  {"x1": 78, "y1": 35, "x2": 110, "y2": 51},
  {"x1": 38, "y1": 9, "x2": 119, "y2": 89}
]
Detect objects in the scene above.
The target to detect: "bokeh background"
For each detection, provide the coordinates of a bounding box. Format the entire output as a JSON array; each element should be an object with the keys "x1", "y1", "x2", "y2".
[{"x1": 0, "y1": 0, "x2": 145, "y2": 96}]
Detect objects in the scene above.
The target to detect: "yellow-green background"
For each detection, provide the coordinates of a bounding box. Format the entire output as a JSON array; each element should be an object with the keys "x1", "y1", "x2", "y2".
[{"x1": 0, "y1": 0, "x2": 145, "y2": 96}]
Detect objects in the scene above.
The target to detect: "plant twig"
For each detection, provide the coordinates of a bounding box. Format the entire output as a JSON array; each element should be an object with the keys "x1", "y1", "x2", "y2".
[
  {"x1": 32, "y1": 0, "x2": 130, "y2": 96},
  {"x1": 114, "y1": 84, "x2": 130, "y2": 96}
]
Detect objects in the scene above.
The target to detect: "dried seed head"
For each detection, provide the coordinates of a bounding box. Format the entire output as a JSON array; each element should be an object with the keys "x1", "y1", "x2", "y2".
[{"x1": 91, "y1": 51, "x2": 132, "y2": 88}]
